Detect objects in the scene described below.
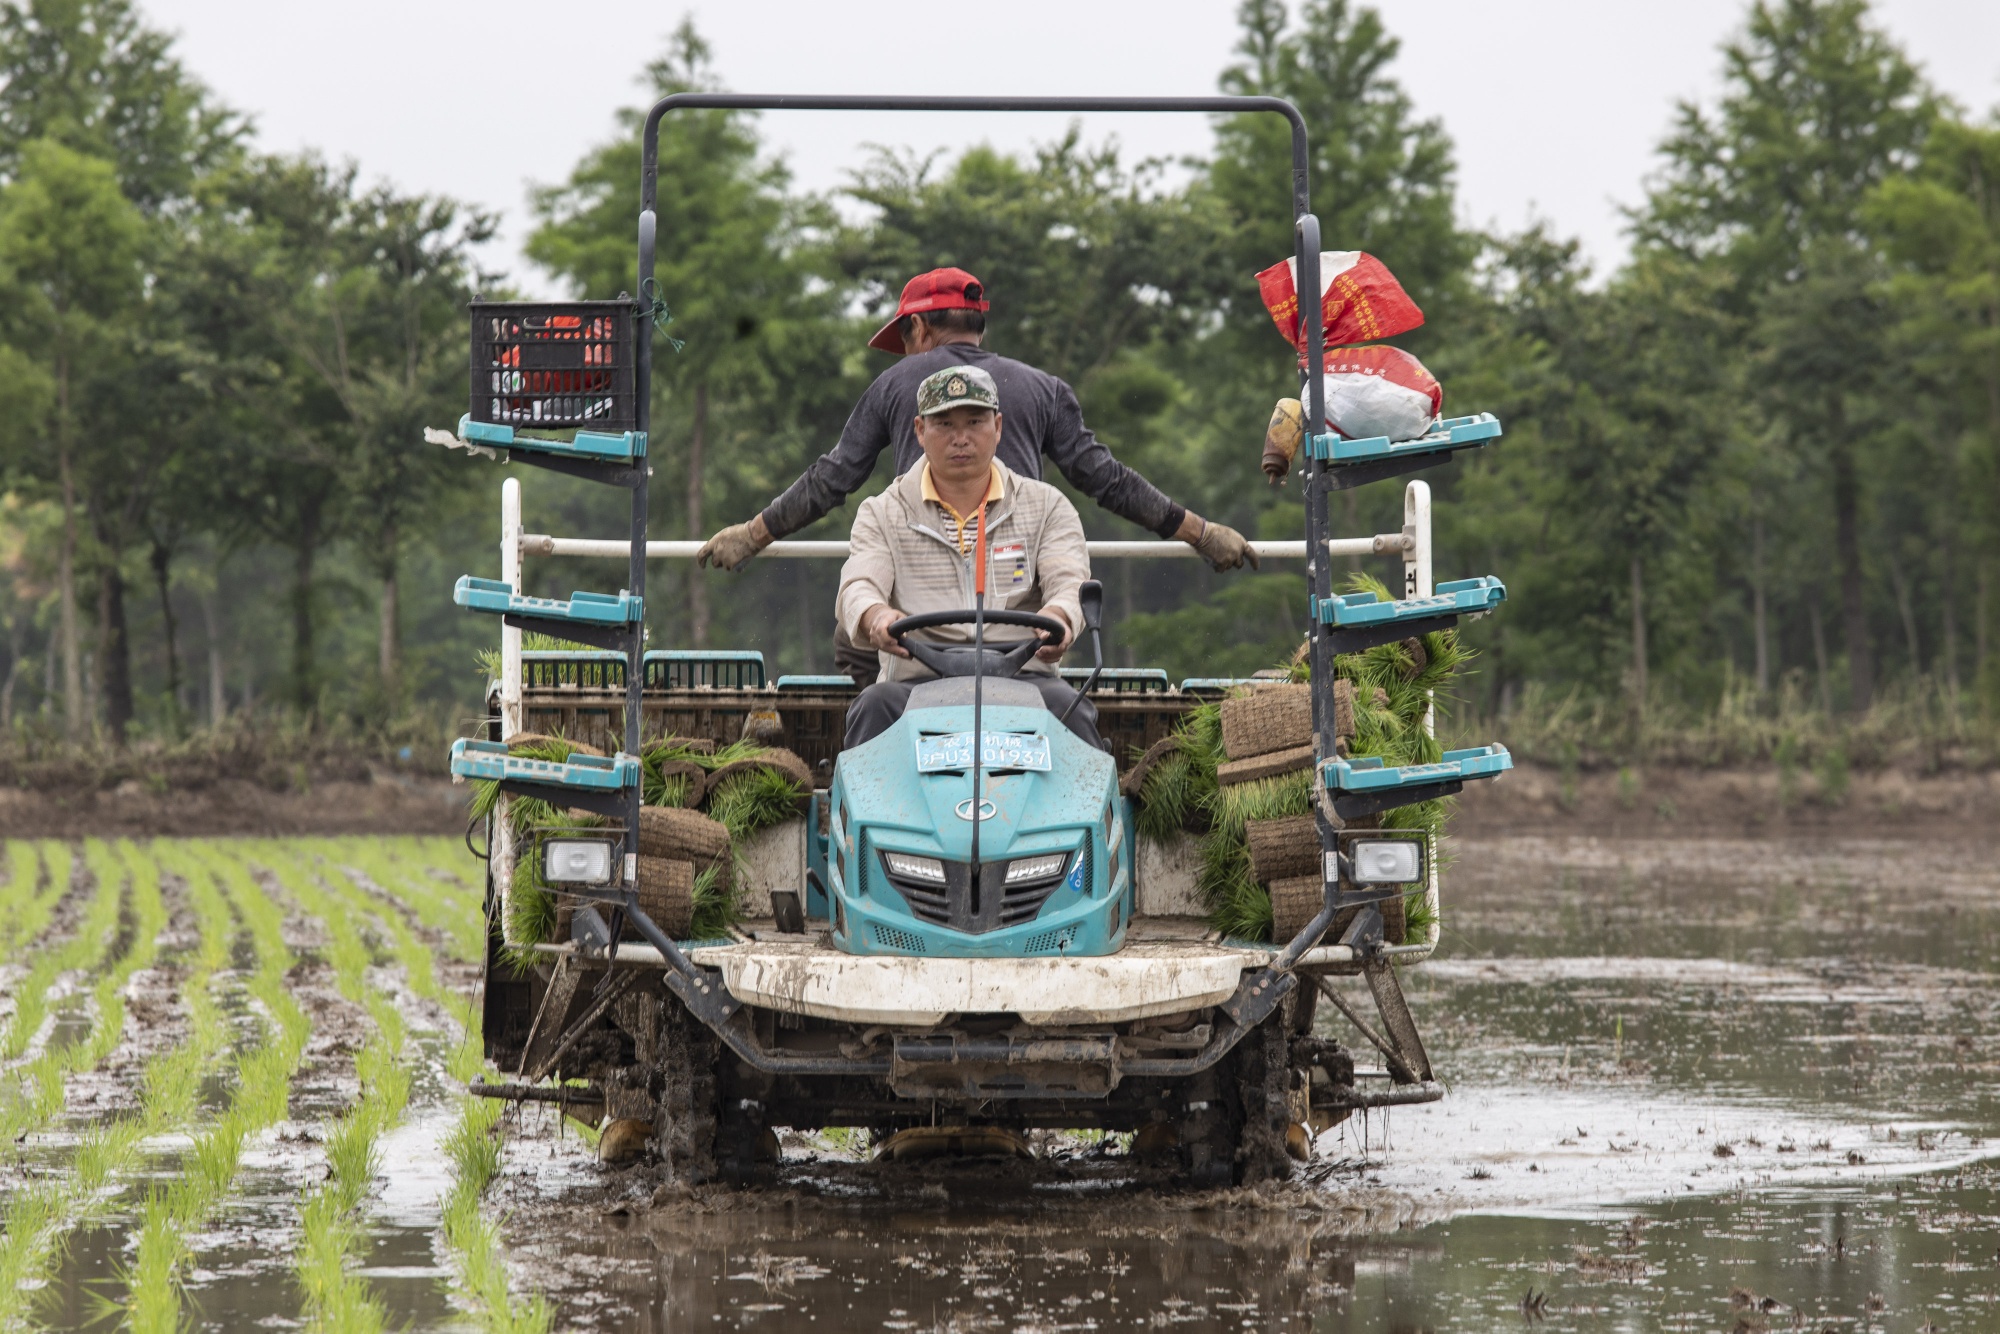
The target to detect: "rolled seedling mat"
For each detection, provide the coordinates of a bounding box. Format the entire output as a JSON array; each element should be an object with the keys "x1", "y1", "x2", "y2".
[
  {"x1": 1335, "y1": 894, "x2": 1407, "y2": 945},
  {"x1": 1331, "y1": 677, "x2": 1356, "y2": 740},
  {"x1": 1399, "y1": 636, "x2": 1428, "y2": 681},
  {"x1": 637, "y1": 806, "x2": 732, "y2": 890},
  {"x1": 650, "y1": 759, "x2": 707, "y2": 806},
  {"x1": 1245, "y1": 814, "x2": 1320, "y2": 883},
  {"x1": 1268, "y1": 877, "x2": 1406, "y2": 946},
  {"x1": 644, "y1": 734, "x2": 716, "y2": 755},
  {"x1": 507, "y1": 732, "x2": 604, "y2": 757},
  {"x1": 1220, "y1": 683, "x2": 1313, "y2": 761},
  {"x1": 1217, "y1": 744, "x2": 1316, "y2": 787},
  {"x1": 1119, "y1": 734, "x2": 1184, "y2": 799},
  {"x1": 1268, "y1": 873, "x2": 1325, "y2": 942},
  {"x1": 631, "y1": 856, "x2": 695, "y2": 939},
  {"x1": 705, "y1": 747, "x2": 815, "y2": 797}
]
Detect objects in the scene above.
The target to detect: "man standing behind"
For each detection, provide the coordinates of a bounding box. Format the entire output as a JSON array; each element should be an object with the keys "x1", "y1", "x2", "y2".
[{"x1": 697, "y1": 267, "x2": 1257, "y2": 678}]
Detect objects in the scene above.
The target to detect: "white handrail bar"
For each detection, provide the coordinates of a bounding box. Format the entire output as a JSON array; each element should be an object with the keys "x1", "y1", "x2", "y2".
[
  {"x1": 518, "y1": 534, "x2": 1413, "y2": 561},
  {"x1": 500, "y1": 479, "x2": 523, "y2": 738}
]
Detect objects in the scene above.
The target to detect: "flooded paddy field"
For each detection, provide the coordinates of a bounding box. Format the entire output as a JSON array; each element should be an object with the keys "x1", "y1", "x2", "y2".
[{"x1": 2, "y1": 830, "x2": 1995, "y2": 1332}]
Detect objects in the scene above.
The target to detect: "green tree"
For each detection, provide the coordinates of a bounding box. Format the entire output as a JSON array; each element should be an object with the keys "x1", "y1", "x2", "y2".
[
  {"x1": 1866, "y1": 116, "x2": 2000, "y2": 699},
  {"x1": 1119, "y1": 0, "x2": 1479, "y2": 677},
  {"x1": 176, "y1": 155, "x2": 488, "y2": 716},
  {"x1": 840, "y1": 134, "x2": 1228, "y2": 391},
  {"x1": 528, "y1": 19, "x2": 846, "y2": 647},
  {"x1": 0, "y1": 139, "x2": 143, "y2": 739},
  {"x1": 0, "y1": 0, "x2": 239, "y2": 210},
  {"x1": 1638, "y1": 0, "x2": 1935, "y2": 711}
]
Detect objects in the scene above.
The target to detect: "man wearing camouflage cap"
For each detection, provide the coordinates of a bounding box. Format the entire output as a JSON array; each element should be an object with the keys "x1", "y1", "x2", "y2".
[
  {"x1": 697, "y1": 267, "x2": 1258, "y2": 680},
  {"x1": 836, "y1": 363, "x2": 1099, "y2": 749}
]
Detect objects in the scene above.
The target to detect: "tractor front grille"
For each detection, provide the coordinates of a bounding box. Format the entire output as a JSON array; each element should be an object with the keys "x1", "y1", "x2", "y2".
[{"x1": 879, "y1": 848, "x2": 1080, "y2": 936}]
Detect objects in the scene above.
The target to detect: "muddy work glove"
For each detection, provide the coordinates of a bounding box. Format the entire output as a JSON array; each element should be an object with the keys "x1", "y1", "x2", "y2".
[
  {"x1": 696, "y1": 516, "x2": 772, "y2": 572},
  {"x1": 1190, "y1": 517, "x2": 1259, "y2": 572}
]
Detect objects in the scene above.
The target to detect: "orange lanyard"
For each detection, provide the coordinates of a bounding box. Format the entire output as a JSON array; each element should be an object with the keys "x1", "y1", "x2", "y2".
[{"x1": 972, "y1": 500, "x2": 989, "y2": 603}]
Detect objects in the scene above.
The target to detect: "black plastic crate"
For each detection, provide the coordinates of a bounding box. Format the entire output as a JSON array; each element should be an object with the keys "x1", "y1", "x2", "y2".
[{"x1": 469, "y1": 300, "x2": 637, "y2": 433}]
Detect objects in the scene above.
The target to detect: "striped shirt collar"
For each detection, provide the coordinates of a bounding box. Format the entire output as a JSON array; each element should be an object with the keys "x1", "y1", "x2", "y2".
[{"x1": 919, "y1": 461, "x2": 1005, "y2": 553}]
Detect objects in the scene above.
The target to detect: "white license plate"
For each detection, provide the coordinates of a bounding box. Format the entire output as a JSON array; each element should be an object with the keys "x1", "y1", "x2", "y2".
[{"x1": 915, "y1": 731, "x2": 1052, "y2": 773}]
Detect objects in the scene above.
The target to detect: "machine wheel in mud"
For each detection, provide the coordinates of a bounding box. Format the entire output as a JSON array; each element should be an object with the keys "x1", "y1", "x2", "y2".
[
  {"x1": 1179, "y1": 1011, "x2": 1298, "y2": 1187},
  {"x1": 651, "y1": 993, "x2": 722, "y2": 1185}
]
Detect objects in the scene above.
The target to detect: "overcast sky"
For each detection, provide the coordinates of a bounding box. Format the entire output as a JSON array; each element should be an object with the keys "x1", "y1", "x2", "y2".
[{"x1": 145, "y1": 0, "x2": 2000, "y2": 294}]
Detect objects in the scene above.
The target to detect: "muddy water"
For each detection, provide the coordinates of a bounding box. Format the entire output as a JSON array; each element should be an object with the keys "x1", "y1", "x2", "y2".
[
  {"x1": 18, "y1": 834, "x2": 2000, "y2": 1332},
  {"x1": 495, "y1": 835, "x2": 2000, "y2": 1332}
]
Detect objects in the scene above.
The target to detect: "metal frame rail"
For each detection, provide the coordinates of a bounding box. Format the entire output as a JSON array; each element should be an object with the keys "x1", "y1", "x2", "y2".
[
  {"x1": 466, "y1": 93, "x2": 1482, "y2": 1051},
  {"x1": 606, "y1": 94, "x2": 1339, "y2": 1027}
]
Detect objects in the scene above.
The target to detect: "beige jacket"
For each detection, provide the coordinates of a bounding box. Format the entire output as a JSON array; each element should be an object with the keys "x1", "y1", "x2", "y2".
[{"x1": 838, "y1": 461, "x2": 1090, "y2": 683}]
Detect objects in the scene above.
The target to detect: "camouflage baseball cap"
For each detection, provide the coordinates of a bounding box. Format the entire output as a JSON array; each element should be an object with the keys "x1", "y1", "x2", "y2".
[{"x1": 916, "y1": 365, "x2": 1000, "y2": 417}]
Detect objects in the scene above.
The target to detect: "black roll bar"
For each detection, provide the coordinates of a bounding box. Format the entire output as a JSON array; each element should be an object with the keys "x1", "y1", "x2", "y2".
[{"x1": 627, "y1": 93, "x2": 1339, "y2": 991}]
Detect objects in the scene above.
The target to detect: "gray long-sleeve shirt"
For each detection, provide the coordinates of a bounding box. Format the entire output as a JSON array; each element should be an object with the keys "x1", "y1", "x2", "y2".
[{"x1": 759, "y1": 345, "x2": 1186, "y2": 540}]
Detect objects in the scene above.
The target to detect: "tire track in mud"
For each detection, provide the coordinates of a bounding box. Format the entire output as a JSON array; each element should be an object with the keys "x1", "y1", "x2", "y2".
[{"x1": 0, "y1": 840, "x2": 235, "y2": 1318}]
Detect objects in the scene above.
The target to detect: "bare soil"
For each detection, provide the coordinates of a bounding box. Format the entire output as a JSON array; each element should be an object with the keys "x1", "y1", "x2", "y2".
[
  {"x1": 1453, "y1": 758, "x2": 2000, "y2": 837},
  {"x1": 0, "y1": 774, "x2": 468, "y2": 839},
  {"x1": 7, "y1": 757, "x2": 1996, "y2": 843}
]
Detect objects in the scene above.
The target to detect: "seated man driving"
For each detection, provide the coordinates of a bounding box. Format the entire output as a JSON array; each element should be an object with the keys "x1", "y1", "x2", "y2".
[{"x1": 838, "y1": 365, "x2": 1101, "y2": 750}]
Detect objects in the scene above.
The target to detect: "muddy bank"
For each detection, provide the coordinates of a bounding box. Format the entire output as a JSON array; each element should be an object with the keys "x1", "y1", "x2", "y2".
[
  {"x1": 0, "y1": 774, "x2": 468, "y2": 838},
  {"x1": 1453, "y1": 757, "x2": 2000, "y2": 836}
]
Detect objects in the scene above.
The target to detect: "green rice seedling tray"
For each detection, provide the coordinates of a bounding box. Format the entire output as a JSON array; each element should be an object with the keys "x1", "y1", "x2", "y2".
[
  {"x1": 1320, "y1": 743, "x2": 1511, "y2": 819},
  {"x1": 455, "y1": 577, "x2": 643, "y2": 652},
  {"x1": 454, "y1": 577, "x2": 642, "y2": 626},
  {"x1": 450, "y1": 739, "x2": 639, "y2": 790},
  {"x1": 1315, "y1": 575, "x2": 1507, "y2": 653},
  {"x1": 1306, "y1": 413, "x2": 1503, "y2": 489},
  {"x1": 451, "y1": 739, "x2": 640, "y2": 819},
  {"x1": 458, "y1": 413, "x2": 648, "y2": 462}
]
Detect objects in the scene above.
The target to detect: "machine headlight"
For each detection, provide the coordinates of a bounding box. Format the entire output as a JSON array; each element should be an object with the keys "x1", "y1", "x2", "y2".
[
  {"x1": 1004, "y1": 852, "x2": 1071, "y2": 884},
  {"x1": 883, "y1": 852, "x2": 947, "y2": 883},
  {"x1": 1349, "y1": 838, "x2": 1424, "y2": 885},
  {"x1": 543, "y1": 837, "x2": 616, "y2": 886}
]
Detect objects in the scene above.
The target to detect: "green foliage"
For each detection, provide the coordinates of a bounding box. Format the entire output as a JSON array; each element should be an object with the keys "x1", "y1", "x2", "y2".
[
  {"x1": 688, "y1": 863, "x2": 733, "y2": 942},
  {"x1": 1131, "y1": 621, "x2": 1464, "y2": 938},
  {"x1": 706, "y1": 765, "x2": 806, "y2": 843},
  {"x1": 0, "y1": 0, "x2": 1994, "y2": 758},
  {"x1": 1134, "y1": 749, "x2": 1200, "y2": 843}
]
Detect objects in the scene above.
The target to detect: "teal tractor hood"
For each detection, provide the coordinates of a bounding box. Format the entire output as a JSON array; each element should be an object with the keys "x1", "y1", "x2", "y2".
[{"x1": 828, "y1": 680, "x2": 1131, "y2": 959}]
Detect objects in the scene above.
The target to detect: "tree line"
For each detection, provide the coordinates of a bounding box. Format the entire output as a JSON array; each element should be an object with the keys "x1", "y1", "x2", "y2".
[{"x1": 1, "y1": 0, "x2": 1994, "y2": 753}]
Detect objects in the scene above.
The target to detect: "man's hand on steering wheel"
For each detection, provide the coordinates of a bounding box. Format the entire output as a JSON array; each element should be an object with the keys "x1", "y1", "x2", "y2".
[
  {"x1": 861, "y1": 604, "x2": 912, "y2": 658},
  {"x1": 1034, "y1": 609, "x2": 1071, "y2": 663}
]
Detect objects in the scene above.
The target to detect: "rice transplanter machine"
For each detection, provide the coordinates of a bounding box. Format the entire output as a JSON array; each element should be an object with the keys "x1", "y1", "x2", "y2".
[{"x1": 438, "y1": 93, "x2": 1513, "y2": 1185}]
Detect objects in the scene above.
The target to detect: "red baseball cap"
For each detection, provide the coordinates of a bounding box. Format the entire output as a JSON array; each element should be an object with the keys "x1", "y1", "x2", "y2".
[{"x1": 867, "y1": 267, "x2": 990, "y2": 354}]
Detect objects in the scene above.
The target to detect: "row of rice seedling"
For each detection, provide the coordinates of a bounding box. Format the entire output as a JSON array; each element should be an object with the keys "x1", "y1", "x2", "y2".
[
  {"x1": 0, "y1": 841, "x2": 236, "y2": 1321},
  {"x1": 306, "y1": 841, "x2": 551, "y2": 1334},
  {"x1": 0, "y1": 839, "x2": 123, "y2": 1064},
  {"x1": 0, "y1": 841, "x2": 167, "y2": 1146},
  {"x1": 256, "y1": 844, "x2": 416, "y2": 1334},
  {"x1": 0, "y1": 840, "x2": 72, "y2": 958},
  {"x1": 332, "y1": 836, "x2": 484, "y2": 965},
  {"x1": 122, "y1": 842, "x2": 316, "y2": 1334}
]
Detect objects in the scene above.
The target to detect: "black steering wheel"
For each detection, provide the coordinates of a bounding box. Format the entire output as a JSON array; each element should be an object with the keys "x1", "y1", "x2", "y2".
[{"x1": 887, "y1": 609, "x2": 1068, "y2": 679}]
